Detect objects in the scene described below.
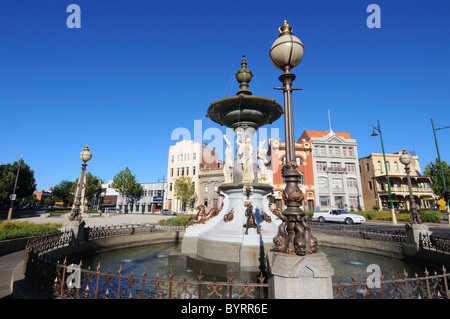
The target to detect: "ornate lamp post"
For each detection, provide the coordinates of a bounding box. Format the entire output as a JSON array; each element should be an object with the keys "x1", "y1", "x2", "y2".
[
  {"x1": 269, "y1": 21, "x2": 318, "y2": 256},
  {"x1": 399, "y1": 148, "x2": 423, "y2": 224},
  {"x1": 371, "y1": 120, "x2": 397, "y2": 224},
  {"x1": 7, "y1": 154, "x2": 23, "y2": 220},
  {"x1": 69, "y1": 145, "x2": 92, "y2": 221}
]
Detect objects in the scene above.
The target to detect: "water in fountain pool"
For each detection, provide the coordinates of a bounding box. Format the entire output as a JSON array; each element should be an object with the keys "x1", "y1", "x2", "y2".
[{"x1": 81, "y1": 242, "x2": 429, "y2": 283}]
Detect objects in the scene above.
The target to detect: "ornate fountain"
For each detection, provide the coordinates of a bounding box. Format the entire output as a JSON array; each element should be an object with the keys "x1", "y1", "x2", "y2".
[{"x1": 176, "y1": 57, "x2": 284, "y2": 274}]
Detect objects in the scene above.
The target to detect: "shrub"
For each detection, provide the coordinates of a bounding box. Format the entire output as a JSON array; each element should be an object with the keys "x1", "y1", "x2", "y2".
[
  {"x1": 0, "y1": 221, "x2": 62, "y2": 241},
  {"x1": 158, "y1": 216, "x2": 195, "y2": 226}
]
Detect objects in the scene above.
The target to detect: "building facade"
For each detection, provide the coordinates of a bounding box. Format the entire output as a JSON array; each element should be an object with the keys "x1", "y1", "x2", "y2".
[
  {"x1": 270, "y1": 137, "x2": 316, "y2": 211},
  {"x1": 165, "y1": 140, "x2": 221, "y2": 213},
  {"x1": 300, "y1": 130, "x2": 365, "y2": 211},
  {"x1": 101, "y1": 181, "x2": 165, "y2": 213},
  {"x1": 359, "y1": 151, "x2": 435, "y2": 210}
]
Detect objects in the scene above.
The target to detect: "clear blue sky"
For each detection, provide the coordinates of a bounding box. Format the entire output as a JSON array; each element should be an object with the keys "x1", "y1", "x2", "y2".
[{"x1": 1, "y1": 0, "x2": 449, "y2": 191}]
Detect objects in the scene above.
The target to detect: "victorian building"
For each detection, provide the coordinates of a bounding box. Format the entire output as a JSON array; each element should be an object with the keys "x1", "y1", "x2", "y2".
[
  {"x1": 359, "y1": 151, "x2": 435, "y2": 210},
  {"x1": 300, "y1": 130, "x2": 365, "y2": 211},
  {"x1": 270, "y1": 136, "x2": 316, "y2": 211}
]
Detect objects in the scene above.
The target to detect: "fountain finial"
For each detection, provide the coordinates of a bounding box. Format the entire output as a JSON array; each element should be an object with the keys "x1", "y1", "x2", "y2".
[{"x1": 235, "y1": 55, "x2": 253, "y2": 95}]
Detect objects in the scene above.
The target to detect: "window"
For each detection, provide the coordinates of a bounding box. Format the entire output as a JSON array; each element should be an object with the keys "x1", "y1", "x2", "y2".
[
  {"x1": 171, "y1": 168, "x2": 173, "y2": 177},
  {"x1": 315, "y1": 146, "x2": 326, "y2": 156},
  {"x1": 171, "y1": 155, "x2": 174, "y2": 163},
  {"x1": 177, "y1": 168, "x2": 180, "y2": 176},
  {"x1": 345, "y1": 163, "x2": 355, "y2": 172},
  {"x1": 193, "y1": 166, "x2": 196, "y2": 175},
  {"x1": 332, "y1": 178, "x2": 343, "y2": 189},
  {"x1": 186, "y1": 167, "x2": 189, "y2": 175},
  {"x1": 296, "y1": 156, "x2": 303, "y2": 166},
  {"x1": 394, "y1": 161, "x2": 399, "y2": 171},
  {"x1": 386, "y1": 161, "x2": 390, "y2": 171},
  {"x1": 282, "y1": 156, "x2": 287, "y2": 165},
  {"x1": 343, "y1": 147, "x2": 354, "y2": 157},
  {"x1": 299, "y1": 173, "x2": 304, "y2": 184},
  {"x1": 317, "y1": 176, "x2": 329, "y2": 188},
  {"x1": 204, "y1": 184, "x2": 208, "y2": 192},
  {"x1": 181, "y1": 167, "x2": 185, "y2": 176},
  {"x1": 319, "y1": 196, "x2": 330, "y2": 207},
  {"x1": 347, "y1": 177, "x2": 357, "y2": 188},
  {"x1": 316, "y1": 161, "x2": 327, "y2": 172},
  {"x1": 330, "y1": 162, "x2": 341, "y2": 171},
  {"x1": 377, "y1": 161, "x2": 382, "y2": 170},
  {"x1": 193, "y1": 153, "x2": 197, "y2": 161},
  {"x1": 366, "y1": 163, "x2": 370, "y2": 171},
  {"x1": 368, "y1": 181, "x2": 372, "y2": 190},
  {"x1": 328, "y1": 146, "x2": 340, "y2": 157}
]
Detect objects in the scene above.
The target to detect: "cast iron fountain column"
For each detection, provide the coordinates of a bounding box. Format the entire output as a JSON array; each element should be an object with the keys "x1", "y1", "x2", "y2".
[{"x1": 270, "y1": 21, "x2": 318, "y2": 256}]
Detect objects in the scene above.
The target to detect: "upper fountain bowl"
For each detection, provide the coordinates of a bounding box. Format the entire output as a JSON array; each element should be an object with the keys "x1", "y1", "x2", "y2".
[{"x1": 206, "y1": 56, "x2": 283, "y2": 129}]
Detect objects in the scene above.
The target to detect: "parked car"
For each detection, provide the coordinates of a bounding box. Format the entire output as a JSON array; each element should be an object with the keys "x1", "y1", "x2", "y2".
[
  {"x1": 312, "y1": 209, "x2": 366, "y2": 225},
  {"x1": 161, "y1": 209, "x2": 176, "y2": 216}
]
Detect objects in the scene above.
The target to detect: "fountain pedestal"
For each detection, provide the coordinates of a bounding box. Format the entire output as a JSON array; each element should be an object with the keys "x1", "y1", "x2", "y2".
[
  {"x1": 267, "y1": 251, "x2": 334, "y2": 299},
  {"x1": 181, "y1": 184, "x2": 281, "y2": 272}
]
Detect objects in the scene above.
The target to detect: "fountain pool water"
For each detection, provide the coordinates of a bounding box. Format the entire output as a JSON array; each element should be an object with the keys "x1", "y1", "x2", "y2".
[{"x1": 81, "y1": 242, "x2": 428, "y2": 283}]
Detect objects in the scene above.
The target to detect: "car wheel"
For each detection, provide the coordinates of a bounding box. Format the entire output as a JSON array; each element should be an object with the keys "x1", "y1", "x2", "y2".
[
  {"x1": 344, "y1": 218, "x2": 353, "y2": 225},
  {"x1": 318, "y1": 216, "x2": 325, "y2": 223}
]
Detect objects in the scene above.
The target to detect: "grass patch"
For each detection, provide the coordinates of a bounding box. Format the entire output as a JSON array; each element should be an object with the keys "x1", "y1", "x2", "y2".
[
  {"x1": 0, "y1": 220, "x2": 62, "y2": 241},
  {"x1": 158, "y1": 215, "x2": 195, "y2": 226}
]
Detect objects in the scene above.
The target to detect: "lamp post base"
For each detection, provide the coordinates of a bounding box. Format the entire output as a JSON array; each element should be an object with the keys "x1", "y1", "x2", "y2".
[{"x1": 267, "y1": 251, "x2": 334, "y2": 299}]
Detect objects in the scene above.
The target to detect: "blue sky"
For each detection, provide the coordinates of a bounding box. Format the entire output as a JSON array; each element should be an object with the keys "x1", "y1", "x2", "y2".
[{"x1": 1, "y1": 0, "x2": 449, "y2": 191}]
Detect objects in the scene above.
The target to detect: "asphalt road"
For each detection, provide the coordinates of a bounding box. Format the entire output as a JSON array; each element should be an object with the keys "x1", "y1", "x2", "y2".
[{"x1": 1, "y1": 208, "x2": 449, "y2": 237}]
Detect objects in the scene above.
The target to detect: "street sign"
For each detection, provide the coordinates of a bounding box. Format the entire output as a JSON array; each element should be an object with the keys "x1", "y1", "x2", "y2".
[
  {"x1": 9, "y1": 194, "x2": 16, "y2": 200},
  {"x1": 438, "y1": 199, "x2": 446, "y2": 206}
]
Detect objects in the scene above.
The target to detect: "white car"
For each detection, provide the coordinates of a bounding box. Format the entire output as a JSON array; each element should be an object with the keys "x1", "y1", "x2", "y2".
[{"x1": 313, "y1": 209, "x2": 366, "y2": 225}]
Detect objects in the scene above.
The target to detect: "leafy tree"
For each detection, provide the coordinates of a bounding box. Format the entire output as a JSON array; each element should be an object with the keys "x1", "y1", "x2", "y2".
[
  {"x1": 0, "y1": 159, "x2": 36, "y2": 206},
  {"x1": 71, "y1": 172, "x2": 103, "y2": 203},
  {"x1": 111, "y1": 167, "x2": 142, "y2": 213},
  {"x1": 174, "y1": 176, "x2": 195, "y2": 213},
  {"x1": 52, "y1": 180, "x2": 75, "y2": 206},
  {"x1": 424, "y1": 159, "x2": 450, "y2": 198}
]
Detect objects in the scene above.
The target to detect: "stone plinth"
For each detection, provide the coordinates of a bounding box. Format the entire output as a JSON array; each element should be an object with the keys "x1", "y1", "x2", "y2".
[
  {"x1": 404, "y1": 223, "x2": 432, "y2": 256},
  {"x1": 267, "y1": 251, "x2": 334, "y2": 299},
  {"x1": 62, "y1": 220, "x2": 86, "y2": 242}
]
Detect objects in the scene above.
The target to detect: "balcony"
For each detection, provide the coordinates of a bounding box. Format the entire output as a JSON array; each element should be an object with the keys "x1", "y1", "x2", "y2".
[{"x1": 326, "y1": 167, "x2": 347, "y2": 173}]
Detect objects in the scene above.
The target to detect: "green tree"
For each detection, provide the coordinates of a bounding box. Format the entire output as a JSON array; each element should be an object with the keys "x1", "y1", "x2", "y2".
[
  {"x1": 424, "y1": 158, "x2": 450, "y2": 197},
  {"x1": 0, "y1": 159, "x2": 36, "y2": 206},
  {"x1": 71, "y1": 172, "x2": 103, "y2": 204},
  {"x1": 111, "y1": 167, "x2": 142, "y2": 213},
  {"x1": 174, "y1": 176, "x2": 195, "y2": 213},
  {"x1": 52, "y1": 180, "x2": 75, "y2": 206}
]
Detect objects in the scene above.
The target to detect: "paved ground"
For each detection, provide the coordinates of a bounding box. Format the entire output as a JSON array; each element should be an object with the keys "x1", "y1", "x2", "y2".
[{"x1": 0, "y1": 209, "x2": 449, "y2": 299}]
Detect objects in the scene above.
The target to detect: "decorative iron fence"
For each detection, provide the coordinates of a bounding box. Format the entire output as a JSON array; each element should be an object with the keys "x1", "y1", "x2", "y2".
[
  {"x1": 52, "y1": 259, "x2": 268, "y2": 299},
  {"x1": 420, "y1": 233, "x2": 450, "y2": 254},
  {"x1": 22, "y1": 222, "x2": 450, "y2": 299},
  {"x1": 333, "y1": 267, "x2": 449, "y2": 299},
  {"x1": 84, "y1": 223, "x2": 184, "y2": 241},
  {"x1": 308, "y1": 222, "x2": 407, "y2": 244}
]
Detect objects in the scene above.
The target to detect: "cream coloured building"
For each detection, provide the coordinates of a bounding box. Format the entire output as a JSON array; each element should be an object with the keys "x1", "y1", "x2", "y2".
[
  {"x1": 165, "y1": 140, "x2": 202, "y2": 213},
  {"x1": 359, "y1": 151, "x2": 435, "y2": 210},
  {"x1": 165, "y1": 140, "x2": 221, "y2": 213}
]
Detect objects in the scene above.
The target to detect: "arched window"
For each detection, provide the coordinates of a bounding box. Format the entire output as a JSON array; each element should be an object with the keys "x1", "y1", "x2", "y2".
[
  {"x1": 296, "y1": 156, "x2": 303, "y2": 167},
  {"x1": 317, "y1": 176, "x2": 329, "y2": 188}
]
